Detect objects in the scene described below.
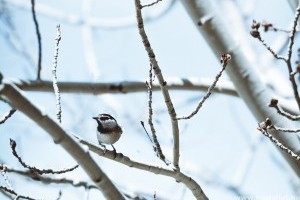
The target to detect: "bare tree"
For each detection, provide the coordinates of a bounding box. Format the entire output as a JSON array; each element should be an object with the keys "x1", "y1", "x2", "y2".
[{"x1": 1, "y1": 0, "x2": 300, "y2": 199}]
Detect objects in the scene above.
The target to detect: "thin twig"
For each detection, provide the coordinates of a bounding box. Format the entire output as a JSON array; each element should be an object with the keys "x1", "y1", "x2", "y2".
[
  {"x1": 56, "y1": 191, "x2": 62, "y2": 200},
  {"x1": 74, "y1": 135, "x2": 208, "y2": 200},
  {"x1": 52, "y1": 25, "x2": 62, "y2": 123},
  {"x1": 0, "y1": 109, "x2": 16, "y2": 124},
  {"x1": 261, "y1": 21, "x2": 293, "y2": 33},
  {"x1": 140, "y1": 121, "x2": 153, "y2": 143},
  {"x1": 141, "y1": 0, "x2": 163, "y2": 8},
  {"x1": 177, "y1": 54, "x2": 231, "y2": 120},
  {"x1": 268, "y1": 125, "x2": 300, "y2": 133},
  {"x1": 269, "y1": 98, "x2": 300, "y2": 120},
  {"x1": 257, "y1": 121, "x2": 300, "y2": 162},
  {"x1": 0, "y1": 186, "x2": 38, "y2": 200},
  {"x1": 30, "y1": 0, "x2": 42, "y2": 80},
  {"x1": 4, "y1": 167, "x2": 97, "y2": 190},
  {"x1": 258, "y1": 38, "x2": 286, "y2": 60},
  {"x1": 250, "y1": 20, "x2": 285, "y2": 60},
  {"x1": 10, "y1": 139, "x2": 79, "y2": 175},
  {"x1": 135, "y1": 0, "x2": 180, "y2": 169},
  {"x1": 146, "y1": 64, "x2": 169, "y2": 165}
]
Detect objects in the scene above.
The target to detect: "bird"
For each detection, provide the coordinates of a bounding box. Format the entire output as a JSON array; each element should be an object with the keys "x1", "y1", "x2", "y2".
[{"x1": 93, "y1": 113, "x2": 122, "y2": 153}]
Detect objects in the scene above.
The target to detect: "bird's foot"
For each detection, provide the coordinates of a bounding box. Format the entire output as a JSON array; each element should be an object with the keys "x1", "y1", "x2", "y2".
[
  {"x1": 111, "y1": 145, "x2": 117, "y2": 159},
  {"x1": 100, "y1": 144, "x2": 107, "y2": 154}
]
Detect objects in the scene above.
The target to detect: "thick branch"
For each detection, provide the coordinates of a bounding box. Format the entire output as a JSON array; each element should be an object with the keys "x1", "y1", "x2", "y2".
[
  {"x1": 181, "y1": 0, "x2": 300, "y2": 177},
  {"x1": 0, "y1": 82, "x2": 124, "y2": 200}
]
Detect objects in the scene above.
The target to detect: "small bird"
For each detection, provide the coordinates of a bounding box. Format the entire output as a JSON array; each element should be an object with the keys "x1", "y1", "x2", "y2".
[{"x1": 93, "y1": 114, "x2": 122, "y2": 152}]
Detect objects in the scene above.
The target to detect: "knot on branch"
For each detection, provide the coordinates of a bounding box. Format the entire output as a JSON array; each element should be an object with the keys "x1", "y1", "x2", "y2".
[
  {"x1": 250, "y1": 20, "x2": 261, "y2": 39},
  {"x1": 258, "y1": 118, "x2": 273, "y2": 131},
  {"x1": 268, "y1": 99, "x2": 278, "y2": 107},
  {"x1": 220, "y1": 54, "x2": 231, "y2": 67}
]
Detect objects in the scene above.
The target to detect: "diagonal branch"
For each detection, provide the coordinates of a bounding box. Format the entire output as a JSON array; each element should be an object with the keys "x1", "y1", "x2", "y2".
[
  {"x1": 0, "y1": 81, "x2": 125, "y2": 199},
  {"x1": 180, "y1": 0, "x2": 300, "y2": 177},
  {"x1": 177, "y1": 54, "x2": 230, "y2": 120},
  {"x1": 0, "y1": 108, "x2": 16, "y2": 124},
  {"x1": 74, "y1": 135, "x2": 208, "y2": 200}
]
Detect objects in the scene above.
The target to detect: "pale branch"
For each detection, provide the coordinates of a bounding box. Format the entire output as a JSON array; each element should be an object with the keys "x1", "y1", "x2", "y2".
[
  {"x1": 180, "y1": 0, "x2": 300, "y2": 177},
  {"x1": 135, "y1": 0, "x2": 180, "y2": 169},
  {"x1": 74, "y1": 135, "x2": 208, "y2": 200},
  {"x1": 0, "y1": 82, "x2": 125, "y2": 199},
  {"x1": 82, "y1": 0, "x2": 101, "y2": 79},
  {"x1": 0, "y1": 108, "x2": 16, "y2": 124},
  {"x1": 30, "y1": 0, "x2": 42, "y2": 80},
  {"x1": 52, "y1": 25, "x2": 62, "y2": 123},
  {"x1": 257, "y1": 121, "x2": 300, "y2": 162},
  {"x1": 177, "y1": 54, "x2": 230, "y2": 120},
  {"x1": 4, "y1": 166, "x2": 97, "y2": 190},
  {"x1": 147, "y1": 65, "x2": 169, "y2": 165},
  {"x1": 11, "y1": 78, "x2": 238, "y2": 96},
  {"x1": 9, "y1": 0, "x2": 177, "y2": 29},
  {"x1": 269, "y1": 98, "x2": 300, "y2": 120},
  {"x1": 8, "y1": 78, "x2": 299, "y2": 118},
  {"x1": 10, "y1": 139, "x2": 79, "y2": 175}
]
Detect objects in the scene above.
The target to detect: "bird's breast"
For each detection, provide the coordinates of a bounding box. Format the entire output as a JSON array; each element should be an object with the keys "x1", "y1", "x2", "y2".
[{"x1": 97, "y1": 130, "x2": 121, "y2": 145}]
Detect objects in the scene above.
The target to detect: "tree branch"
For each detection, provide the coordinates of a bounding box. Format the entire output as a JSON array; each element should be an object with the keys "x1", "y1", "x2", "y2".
[
  {"x1": 4, "y1": 166, "x2": 97, "y2": 190},
  {"x1": 30, "y1": 0, "x2": 42, "y2": 80},
  {"x1": 135, "y1": 0, "x2": 180, "y2": 168},
  {"x1": 0, "y1": 108, "x2": 16, "y2": 124},
  {"x1": 74, "y1": 135, "x2": 208, "y2": 200},
  {"x1": 12, "y1": 78, "x2": 238, "y2": 96}
]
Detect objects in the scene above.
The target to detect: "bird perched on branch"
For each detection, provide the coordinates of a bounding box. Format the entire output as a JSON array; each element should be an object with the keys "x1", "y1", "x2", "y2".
[{"x1": 93, "y1": 113, "x2": 122, "y2": 153}]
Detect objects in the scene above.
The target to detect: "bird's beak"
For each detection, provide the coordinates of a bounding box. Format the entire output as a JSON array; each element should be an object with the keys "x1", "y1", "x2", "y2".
[{"x1": 92, "y1": 117, "x2": 98, "y2": 120}]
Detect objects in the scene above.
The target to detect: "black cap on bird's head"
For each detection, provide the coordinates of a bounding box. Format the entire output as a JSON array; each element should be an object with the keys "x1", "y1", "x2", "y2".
[{"x1": 93, "y1": 114, "x2": 116, "y2": 121}]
